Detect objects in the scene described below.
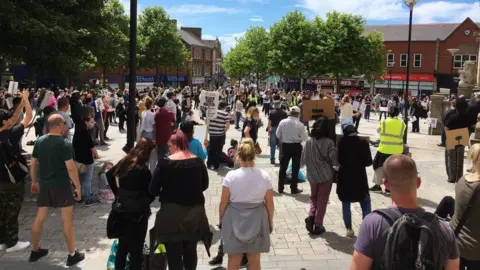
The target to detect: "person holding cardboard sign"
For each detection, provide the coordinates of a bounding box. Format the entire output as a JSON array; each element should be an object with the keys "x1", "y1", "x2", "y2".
[{"x1": 445, "y1": 97, "x2": 470, "y2": 183}]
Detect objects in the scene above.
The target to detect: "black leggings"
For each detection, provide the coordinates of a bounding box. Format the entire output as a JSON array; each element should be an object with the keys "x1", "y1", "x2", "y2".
[
  {"x1": 115, "y1": 216, "x2": 149, "y2": 270},
  {"x1": 165, "y1": 240, "x2": 198, "y2": 270}
]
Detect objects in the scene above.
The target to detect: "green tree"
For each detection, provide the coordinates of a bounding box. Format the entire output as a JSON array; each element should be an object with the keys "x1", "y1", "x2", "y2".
[
  {"x1": 243, "y1": 27, "x2": 270, "y2": 88},
  {"x1": 268, "y1": 10, "x2": 315, "y2": 90},
  {"x1": 0, "y1": 0, "x2": 106, "y2": 80},
  {"x1": 322, "y1": 12, "x2": 366, "y2": 92},
  {"x1": 138, "y1": 7, "x2": 186, "y2": 81},
  {"x1": 92, "y1": 0, "x2": 129, "y2": 87},
  {"x1": 222, "y1": 39, "x2": 253, "y2": 81},
  {"x1": 358, "y1": 31, "x2": 388, "y2": 92}
]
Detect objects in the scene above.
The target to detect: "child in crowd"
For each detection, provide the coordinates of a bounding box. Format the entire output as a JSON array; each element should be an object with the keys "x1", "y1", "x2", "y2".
[
  {"x1": 226, "y1": 139, "x2": 238, "y2": 168},
  {"x1": 98, "y1": 162, "x2": 115, "y2": 204}
]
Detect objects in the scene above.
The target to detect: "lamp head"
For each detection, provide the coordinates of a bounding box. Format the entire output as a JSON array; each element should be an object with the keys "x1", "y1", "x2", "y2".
[
  {"x1": 447, "y1": 48, "x2": 460, "y2": 56},
  {"x1": 404, "y1": 0, "x2": 418, "y2": 8}
]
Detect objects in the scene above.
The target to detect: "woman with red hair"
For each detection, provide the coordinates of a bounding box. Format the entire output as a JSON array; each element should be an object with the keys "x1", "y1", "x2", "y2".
[{"x1": 150, "y1": 130, "x2": 212, "y2": 270}]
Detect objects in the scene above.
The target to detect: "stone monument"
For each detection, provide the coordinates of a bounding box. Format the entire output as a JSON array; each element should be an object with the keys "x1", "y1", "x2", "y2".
[
  {"x1": 429, "y1": 94, "x2": 448, "y2": 135},
  {"x1": 458, "y1": 60, "x2": 477, "y2": 98}
]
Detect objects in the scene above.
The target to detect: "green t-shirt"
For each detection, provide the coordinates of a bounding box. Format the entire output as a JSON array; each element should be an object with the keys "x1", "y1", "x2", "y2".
[{"x1": 32, "y1": 135, "x2": 74, "y2": 189}]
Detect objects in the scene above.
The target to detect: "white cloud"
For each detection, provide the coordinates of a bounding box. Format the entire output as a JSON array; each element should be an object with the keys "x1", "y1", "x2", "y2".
[
  {"x1": 249, "y1": 16, "x2": 264, "y2": 22},
  {"x1": 297, "y1": 0, "x2": 480, "y2": 23},
  {"x1": 203, "y1": 34, "x2": 217, "y2": 40},
  {"x1": 208, "y1": 32, "x2": 246, "y2": 53},
  {"x1": 168, "y1": 5, "x2": 245, "y2": 15},
  {"x1": 235, "y1": 0, "x2": 269, "y2": 3}
]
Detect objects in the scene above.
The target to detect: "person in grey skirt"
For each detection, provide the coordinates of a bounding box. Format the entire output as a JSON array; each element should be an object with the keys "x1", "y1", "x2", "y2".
[{"x1": 219, "y1": 138, "x2": 274, "y2": 270}]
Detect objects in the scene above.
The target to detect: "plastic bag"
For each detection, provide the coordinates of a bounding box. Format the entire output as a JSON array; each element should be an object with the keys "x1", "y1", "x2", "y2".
[
  {"x1": 286, "y1": 161, "x2": 307, "y2": 183},
  {"x1": 107, "y1": 240, "x2": 130, "y2": 270}
]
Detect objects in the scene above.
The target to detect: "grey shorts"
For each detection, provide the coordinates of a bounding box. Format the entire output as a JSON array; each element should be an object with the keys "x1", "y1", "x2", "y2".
[{"x1": 37, "y1": 185, "x2": 75, "y2": 208}]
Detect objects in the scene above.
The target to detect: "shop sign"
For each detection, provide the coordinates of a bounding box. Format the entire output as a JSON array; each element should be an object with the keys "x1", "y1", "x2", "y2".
[
  {"x1": 308, "y1": 79, "x2": 357, "y2": 86},
  {"x1": 381, "y1": 74, "x2": 435, "y2": 82}
]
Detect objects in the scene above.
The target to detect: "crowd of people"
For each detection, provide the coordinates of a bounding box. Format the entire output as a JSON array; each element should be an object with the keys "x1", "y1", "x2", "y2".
[{"x1": 0, "y1": 84, "x2": 479, "y2": 270}]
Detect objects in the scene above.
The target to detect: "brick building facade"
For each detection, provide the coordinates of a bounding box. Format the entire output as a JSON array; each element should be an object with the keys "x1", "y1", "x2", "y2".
[{"x1": 365, "y1": 17, "x2": 480, "y2": 96}]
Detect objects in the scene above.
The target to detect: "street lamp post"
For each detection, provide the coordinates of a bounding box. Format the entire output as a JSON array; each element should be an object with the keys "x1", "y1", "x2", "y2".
[
  {"x1": 388, "y1": 62, "x2": 395, "y2": 98},
  {"x1": 403, "y1": 0, "x2": 417, "y2": 144},
  {"x1": 126, "y1": 0, "x2": 137, "y2": 152}
]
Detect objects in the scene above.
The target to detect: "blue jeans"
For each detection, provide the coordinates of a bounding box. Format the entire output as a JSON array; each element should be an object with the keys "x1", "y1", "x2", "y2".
[
  {"x1": 270, "y1": 127, "x2": 279, "y2": 162},
  {"x1": 342, "y1": 199, "x2": 372, "y2": 229},
  {"x1": 364, "y1": 106, "x2": 371, "y2": 120},
  {"x1": 81, "y1": 163, "x2": 95, "y2": 202},
  {"x1": 235, "y1": 111, "x2": 242, "y2": 129}
]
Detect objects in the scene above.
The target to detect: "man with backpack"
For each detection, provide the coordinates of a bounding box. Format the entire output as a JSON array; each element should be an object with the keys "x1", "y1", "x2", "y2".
[
  {"x1": 0, "y1": 89, "x2": 33, "y2": 253},
  {"x1": 350, "y1": 155, "x2": 459, "y2": 270}
]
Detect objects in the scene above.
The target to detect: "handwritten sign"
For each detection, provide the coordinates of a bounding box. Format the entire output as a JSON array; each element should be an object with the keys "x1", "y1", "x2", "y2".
[
  {"x1": 199, "y1": 90, "x2": 220, "y2": 119},
  {"x1": 8, "y1": 81, "x2": 18, "y2": 95},
  {"x1": 427, "y1": 118, "x2": 438, "y2": 128},
  {"x1": 302, "y1": 99, "x2": 335, "y2": 121},
  {"x1": 446, "y1": 128, "x2": 469, "y2": 150}
]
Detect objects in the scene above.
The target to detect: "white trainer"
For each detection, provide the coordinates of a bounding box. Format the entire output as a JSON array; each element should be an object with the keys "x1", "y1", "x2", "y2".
[
  {"x1": 346, "y1": 229, "x2": 355, "y2": 238},
  {"x1": 6, "y1": 241, "x2": 30, "y2": 253},
  {"x1": 0, "y1": 244, "x2": 6, "y2": 251}
]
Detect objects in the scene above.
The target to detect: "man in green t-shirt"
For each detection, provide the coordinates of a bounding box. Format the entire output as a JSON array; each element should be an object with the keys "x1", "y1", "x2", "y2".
[{"x1": 29, "y1": 114, "x2": 85, "y2": 266}]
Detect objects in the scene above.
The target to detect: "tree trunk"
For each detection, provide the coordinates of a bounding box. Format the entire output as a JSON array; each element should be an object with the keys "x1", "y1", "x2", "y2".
[
  {"x1": 336, "y1": 75, "x2": 341, "y2": 94},
  {"x1": 102, "y1": 65, "x2": 107, "y2": 88}
]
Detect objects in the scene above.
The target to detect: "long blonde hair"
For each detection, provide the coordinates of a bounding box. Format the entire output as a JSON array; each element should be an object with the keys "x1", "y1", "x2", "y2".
[
  {"x1": 246, "y1": 106, "x2": 259, "y2": 121},
  {"x1": 468, "y1": 144, "x2": 480, "y2": 171}
]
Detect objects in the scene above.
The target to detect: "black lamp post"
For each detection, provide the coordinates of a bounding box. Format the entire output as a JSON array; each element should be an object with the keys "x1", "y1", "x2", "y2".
[
  {"x1": 388, "y1": 62, "x2": 395, "y2": 98},
  {"x1": 403, "y1": 0, "x2": 417, "y2": 144},
  {"x1": 126, "y1": 0, "x2": 137, "y2": 152}
]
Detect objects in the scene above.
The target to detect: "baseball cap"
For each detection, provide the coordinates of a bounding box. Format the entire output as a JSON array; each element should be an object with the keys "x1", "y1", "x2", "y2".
[{"x1": 291, "y1": 106, "x2": 301, "y2": 113}]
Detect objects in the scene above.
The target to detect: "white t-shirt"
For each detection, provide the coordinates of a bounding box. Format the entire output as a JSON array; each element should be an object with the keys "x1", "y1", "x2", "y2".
[
  {"x1": 339, "y1": 102, "x2": 354, "y2": 121},
  {"x1": 140, "y1": 110, "x2": 155, "y2": 133},
  {"x1": 223, "y1": 167, "x2": 272, "y2": 203}
]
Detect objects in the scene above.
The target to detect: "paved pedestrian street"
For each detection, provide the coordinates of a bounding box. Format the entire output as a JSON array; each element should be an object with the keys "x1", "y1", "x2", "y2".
[{"x1": 0, "y1": 114, "x2": 456, "y2": 270}]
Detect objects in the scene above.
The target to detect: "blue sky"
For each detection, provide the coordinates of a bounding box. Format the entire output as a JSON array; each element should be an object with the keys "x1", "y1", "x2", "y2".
[{"x1": 121, "y1": 0, "x2": 480, "y2": 52}]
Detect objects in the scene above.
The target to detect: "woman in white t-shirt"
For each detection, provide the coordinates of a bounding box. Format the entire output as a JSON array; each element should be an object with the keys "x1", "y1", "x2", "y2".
[
  {"x1": 139, "y1": 97, "x2": 157, "y2": 173},
  {"x1": 339, "y1": 95, "x2": 354, "y2": 128},
  {"x1": 219, "y1": 138, "x2": 274, "y2": 270}
]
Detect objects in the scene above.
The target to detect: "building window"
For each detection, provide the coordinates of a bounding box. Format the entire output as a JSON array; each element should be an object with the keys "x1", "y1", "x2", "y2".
[
  {"x1": 400, "y1": 54, "x2": 408, "y2": 67},
  {"x1": 454, "y1": 54, "x2": 477, "y2": 68},
  {"x1": 414, "y1": 54, "x2": 422, "y2": 68},
  {"x1": 205, "y1": 50, "x2": 212, "y2": 60},
  {"x1": 194, "y1": 48, "x2": 202, "y2": 59},
  {"x1": 204, "y1": 63, "x2": 211, "y2": 76},
  {"x1": 193, "y1": 62, "x2": 202, "y2": 76},
  {"x1": 386, "y1": 53, "x2": 394, "y2": 67}
]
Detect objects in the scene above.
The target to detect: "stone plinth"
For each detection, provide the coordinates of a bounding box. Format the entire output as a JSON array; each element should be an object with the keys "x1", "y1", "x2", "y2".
[
  {"x1": 458, "y1": 84, "x2": 475, "y2": 99},
  {"x1": 429, "y1": 94, "x2": 448, "y2": 135}
]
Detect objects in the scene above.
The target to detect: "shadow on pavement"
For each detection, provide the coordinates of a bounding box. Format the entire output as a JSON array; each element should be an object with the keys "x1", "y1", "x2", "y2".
[
  {"x1": 0, "y1": 261, "x2": 81, "y2": 270},
  {"x1": 317, "y1": 231, "x2": 356, "y2": 255}
]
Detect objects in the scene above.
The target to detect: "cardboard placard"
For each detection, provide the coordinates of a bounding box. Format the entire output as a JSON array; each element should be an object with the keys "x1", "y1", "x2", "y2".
[
  {"x1": 8, "y1": 81, "x2": 18, "y2": 95},
  {"x1": 427, "y1": 118, "x2": 438, "y2": 128},
  {"x1": 446, "y1": 128, "x2": 470, "y2": 150},
  {"x1": 302, "y1": 99, "x2": 335, "y2": 121}
]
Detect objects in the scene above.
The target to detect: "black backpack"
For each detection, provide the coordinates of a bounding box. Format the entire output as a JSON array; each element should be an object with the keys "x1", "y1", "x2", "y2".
[
  {"x1": 0, "y1": 139, "x2": 28, "y2": 184},
  {"x1": 375, "y1": 208, "x2": 445, "y2": 270}
]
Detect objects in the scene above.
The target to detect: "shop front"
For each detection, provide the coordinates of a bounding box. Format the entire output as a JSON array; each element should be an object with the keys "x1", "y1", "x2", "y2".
[
  {"x1": 192, "y1": 76, "x2": 205, "y2": 86},
  {"x1": 372, "y1": 74, "x2": 435, "y2": 97},
  {"x1": 306, "y1": 78, "x2": 358, "y2": 93},
  {"x1": 436, "y1": 73, "x2": 459, "y2": 95},
  {"x1": 164, "y1": 75, "x2": 188, "y2": 88}
]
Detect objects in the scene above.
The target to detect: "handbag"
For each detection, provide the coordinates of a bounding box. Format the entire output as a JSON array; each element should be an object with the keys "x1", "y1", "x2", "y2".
[
  {"x1": 454, "y1": 184, "x2": 480, "y2": 236},
  {"x1": 74, "y1": 161, "x2": 87, "y2": 174},
  {"x1": 255, "y1": 143, "x2": 262, "y2": 155}
]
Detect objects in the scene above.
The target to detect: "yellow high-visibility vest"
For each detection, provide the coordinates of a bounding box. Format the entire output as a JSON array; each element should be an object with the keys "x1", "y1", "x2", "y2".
[
  {"x1": 378, "y1": 118, "x2": 406, "y2": 155},
  {"x1": 290, "y1": 95, "x2": 297, "y2": 106},
  {"x1": 248, "y1": 95, "x2": 258, "y2": 104}
]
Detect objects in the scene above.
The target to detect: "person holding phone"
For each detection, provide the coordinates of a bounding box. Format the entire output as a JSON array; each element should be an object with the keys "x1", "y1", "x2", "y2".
[{"x1": 29, "y1": 114, "x2": 85, "y2": 266}]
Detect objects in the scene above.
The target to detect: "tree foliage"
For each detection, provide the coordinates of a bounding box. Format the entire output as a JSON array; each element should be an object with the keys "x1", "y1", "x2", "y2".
[
  {"x1": 243, "y1": 27, "x2": 270, "y2": 84},
  {"x1": 0, "y1": 0, "x2": 106, "y2": 77},
  {"x1": 138, "y1": 7, "x2": 187, "y2": 76},
  {"x1": 268, "y1": 11, "x2": 315, "y2": 80},
  {"x1": 358, "y1": 31, "x2": 388, "y2": 85},
  {"x1": 91, "y1": 0, "x2": 129, "y2": 81},
  {"x1": 321, "y1": 12, "x2": 366, "y2": 84},
  {"x1": 222, "y1": 39, "x2": 252, "y2": 80}
]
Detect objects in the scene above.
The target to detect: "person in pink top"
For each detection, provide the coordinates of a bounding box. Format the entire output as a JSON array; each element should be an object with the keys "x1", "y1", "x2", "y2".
[{"x1": 47, "y1": 94, "x2": 57, "y2": 109}]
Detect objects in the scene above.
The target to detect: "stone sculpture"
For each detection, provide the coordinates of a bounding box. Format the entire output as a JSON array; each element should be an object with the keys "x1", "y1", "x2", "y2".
[{"x1": 459, "y1": 61, "x2": 477, "y2": 86}]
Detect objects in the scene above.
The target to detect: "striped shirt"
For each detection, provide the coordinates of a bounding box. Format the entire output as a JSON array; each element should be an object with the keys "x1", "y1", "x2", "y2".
[
  {"x1": 300, "y1": 137, "x2": 339, "y2": 184},
  {"x1": 208, "y1": 110, "x2": 229, "y2": 136}
]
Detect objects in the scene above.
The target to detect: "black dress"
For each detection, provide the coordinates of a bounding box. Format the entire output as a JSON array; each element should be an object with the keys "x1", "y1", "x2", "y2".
[{"x1": 337, "y1": 135, "x2": 373, "y2": 202}]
